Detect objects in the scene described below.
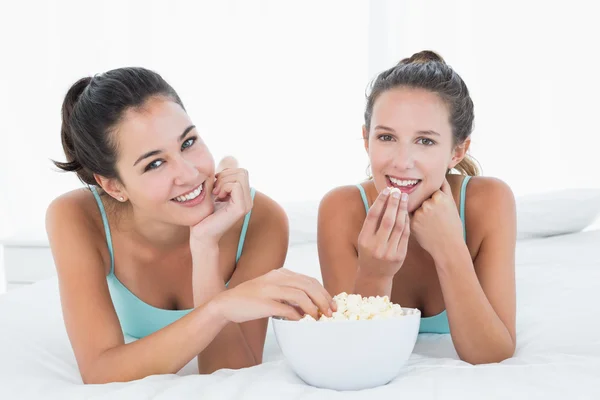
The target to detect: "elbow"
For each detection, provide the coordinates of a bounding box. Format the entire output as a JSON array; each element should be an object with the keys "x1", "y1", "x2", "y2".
[
  {"x1": 463, "y1": 352, "x2": 513, "y2": 365},
  {"x1": 80, "y1": 359, "x2": 131, "y2": 384},
  {"x1": 81, "y1": 369, "x2": 135, "y2": 385},
  {"x1": 460, "y1": 339, "x2": 516, "y2": 365},
  {"x1": 81, "y1": 368, "x2": 115, "y2": 385}
]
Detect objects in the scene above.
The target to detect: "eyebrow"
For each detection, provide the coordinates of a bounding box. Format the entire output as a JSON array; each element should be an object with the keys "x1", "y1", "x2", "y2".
[
  {"x1": 133, "y1": 125, "x2": 196, "y2": 167},
  {"x1": 373, "y1": 125, "x2": 440, "y2": 137},
  {"x1": 416, "y1": 130, "x2": 441, "y2": 137}
]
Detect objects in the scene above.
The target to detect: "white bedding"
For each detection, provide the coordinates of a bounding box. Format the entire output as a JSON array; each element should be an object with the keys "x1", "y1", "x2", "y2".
[{"x1": 1, "y1": 231, "x2": 600, "y2": 399}]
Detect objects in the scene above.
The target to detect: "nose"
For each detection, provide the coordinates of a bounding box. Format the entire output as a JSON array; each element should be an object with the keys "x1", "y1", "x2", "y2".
[
  {"x1": 393, "y1": 145, "x2": 415, "y2": 170},
  {"x1": 173, "y1": 157, "x2": 199, "y2": 186}
]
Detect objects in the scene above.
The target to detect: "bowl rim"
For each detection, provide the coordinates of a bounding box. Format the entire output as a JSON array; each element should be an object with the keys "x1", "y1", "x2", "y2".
[{"x1": 272, "y1": 307, "x2": 421, "y2": 323}]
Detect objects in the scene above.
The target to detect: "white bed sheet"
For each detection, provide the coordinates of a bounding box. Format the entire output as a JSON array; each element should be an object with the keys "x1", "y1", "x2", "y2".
[{"x1": 1, "y1": 231, "x2": 600, "y2": 399}]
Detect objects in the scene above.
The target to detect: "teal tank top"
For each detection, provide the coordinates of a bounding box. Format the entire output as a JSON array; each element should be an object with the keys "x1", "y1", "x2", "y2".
[
  {"x1": 356, "y1": 176, "x2": 471, "y2": 334},
  {"x1": 90, "y1": 186, "x2": 256, "y2": 339}
]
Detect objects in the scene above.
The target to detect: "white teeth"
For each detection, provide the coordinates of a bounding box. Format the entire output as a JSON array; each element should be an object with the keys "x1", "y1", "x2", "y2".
[
  {"x1": 389, "y1": 177, "x2": 419, "y2": 187},
  {"x1": 174, "y1": 184, "x2": 203, "y2": 202}
]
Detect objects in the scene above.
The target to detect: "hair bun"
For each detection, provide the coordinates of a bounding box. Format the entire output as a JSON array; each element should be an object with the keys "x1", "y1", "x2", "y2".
[{"x1": 398, "y1": 50, "x2": 445, "y2": 65}]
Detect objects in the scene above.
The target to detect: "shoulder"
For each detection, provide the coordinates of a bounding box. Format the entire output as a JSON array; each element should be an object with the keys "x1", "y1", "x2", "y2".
[
  {"x1": 46, "y1": 188, "x2": 104, "y2": 232},
  {"x1": 46, "y1": 188, "x2": 110, "y2": 273},
  {"x1": 463, "y1": 176, "x2": 516, "y2": 240},
  {"x1": 319, "y1": 184, "x2": 368, "y2": 220},
  {"x1": 246, "y1": 189, "x2": 288, "y2": 238},
  {"x1": 318, "y1": 184, "x2": 368, "y2": 245},
  {"x1": 464, "y1": 176, "x2": 516, "y2": 216}
]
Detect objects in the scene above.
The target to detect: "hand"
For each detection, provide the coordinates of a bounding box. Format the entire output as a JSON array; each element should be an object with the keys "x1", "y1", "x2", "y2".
[
  {"x1": 211, "y1": 269, "x2": 337, "y2": 322},
  {"x1": 411, "y1": 178, "x2": 464, "y2": 258},
  {"x1": 190, "y1": 156, "x2": 253, "y2": 246},
  {"x1": 357, "y1": 187, "x2": 410, "y2": 280}
]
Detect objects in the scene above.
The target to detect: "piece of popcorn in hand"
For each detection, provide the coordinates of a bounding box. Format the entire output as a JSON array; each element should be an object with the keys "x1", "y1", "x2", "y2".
[
  {"x1": 299, "y1": 314, "x2": 316, "y2": 322},
  {"x1": 389, "y1": 187, "x2": 402, "y2": 196}
]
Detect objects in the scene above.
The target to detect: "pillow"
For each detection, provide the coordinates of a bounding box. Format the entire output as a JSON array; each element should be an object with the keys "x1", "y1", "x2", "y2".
[{"x1": 516, "y1": 188, "x2": 600, "y2": 239}]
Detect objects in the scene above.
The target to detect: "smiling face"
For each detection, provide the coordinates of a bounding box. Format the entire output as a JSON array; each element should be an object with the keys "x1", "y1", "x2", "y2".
[
  {"x1": 364, "y1": 87, "x2": 468, "y2": 212},
  {"x1": 106, "y1": 96, "x2": 216, "y2": 227}
]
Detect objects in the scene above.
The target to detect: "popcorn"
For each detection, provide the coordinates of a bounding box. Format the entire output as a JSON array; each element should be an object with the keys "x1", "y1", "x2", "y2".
[
  {"x1": 299, "y1": 292, "x2": 415, "y2": 322},
  {"x1": 388, "y1": 186, "x2": 402, "y2": 196}
]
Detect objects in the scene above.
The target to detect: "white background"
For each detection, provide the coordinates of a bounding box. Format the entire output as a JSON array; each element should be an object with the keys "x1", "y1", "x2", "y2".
[{"x1": 0, "y1": 0, "x2": 599, "y2": 239}]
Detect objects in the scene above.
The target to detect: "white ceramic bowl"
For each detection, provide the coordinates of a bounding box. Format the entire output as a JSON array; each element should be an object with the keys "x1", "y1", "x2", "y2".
[{"x1": 272, "y1": 308, "x2": 421, "y2": 391}]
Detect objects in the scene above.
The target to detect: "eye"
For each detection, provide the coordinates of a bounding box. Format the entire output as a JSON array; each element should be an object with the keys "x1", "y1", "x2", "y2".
[
  {"x1": 182, "y1": 136, "x2": 197, "y2": 150},
  {"x1": 377, "y1": 134, "x2": 394, "y2": 142},
  {"x1": 417, "y1": 138, "x2": 435, "y2": 146},
  {"x1": 145, "y1": 159, "x2": 164, "y2": 171}
]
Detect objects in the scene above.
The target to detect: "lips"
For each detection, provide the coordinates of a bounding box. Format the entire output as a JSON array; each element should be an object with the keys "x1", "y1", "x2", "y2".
[
  {"x1": 170, "y1": 182, "x2": 207, "y2": 207},
  {"x1": 386, "y1": 175, "x2": 421, "y2": 194}
]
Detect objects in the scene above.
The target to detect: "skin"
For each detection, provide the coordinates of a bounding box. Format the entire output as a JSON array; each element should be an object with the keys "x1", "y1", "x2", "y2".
[
  {"x1": 318, "y1": 87, "x2": 516, "y2": 364},
  {"x1": 46, "y1": 96, "x2": 334, "y2": 384}
]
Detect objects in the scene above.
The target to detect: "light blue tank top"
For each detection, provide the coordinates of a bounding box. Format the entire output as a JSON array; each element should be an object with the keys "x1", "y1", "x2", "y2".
[
  {"x1": 90, "y1": 186, "x2": 256, "y2": 339},
  {"x1": 356, "y1": 176, "x2": 471, "y2": 334}
]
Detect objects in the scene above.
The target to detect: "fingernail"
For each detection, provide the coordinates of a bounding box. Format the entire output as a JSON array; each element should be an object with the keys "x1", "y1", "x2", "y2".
[
  {"x1": 392, "y1": 190, "x2": 401, "y2": 199},
  {"x1": 382, "y1": 187, "x2": 390, "y2": 195},
  {"x1": 401, "y1": 193, "x2": 408, "y2": 202},
  {"x1": 327, "y1": 308, "x2": 333, "y2": 316}
]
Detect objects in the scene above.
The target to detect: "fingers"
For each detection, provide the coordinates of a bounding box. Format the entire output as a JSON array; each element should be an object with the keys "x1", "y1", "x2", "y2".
[
  {"x1": 216, "y1": 156, "x2": 239, "y2": 174},
  {"x1": 375, "y1": 188, "x2": 401, "y2": 243},
  {"x1": 362, "y1": 187, "x2": 391, "y2": 235},
  {"x1": 213, "y1": 181, "x2": 252, "y2": 214},
  {"x1": 388, "y1": 192, "x2": 409, "y2": 251},
  {"x1": 213, "y1": 181, "x2": 238, "y2": 201},
  {"x1": 213, "y1": 168, "x2": 250, "y2": 204},
  {"x1": 440, "y1": 178, "x2": 452, "y2": 196},
  {"x1": 273, "y1": 269, "x2": 335, "y2": 315},
  {"x1": 269, "y1": 301, "x2": 304, "y2": 321},
  {"x1": 213, "y1": 171, "x2": 249, "y2": 198},
  {"x1": 274, "y1": 287, "x2": 321, "y2": 320},
  {"x1": 215, "y1": 167, "x2": 246, "y2": 180},
  {"x1": 396, "y1": 212, "x2": 410, "y2": 253}
]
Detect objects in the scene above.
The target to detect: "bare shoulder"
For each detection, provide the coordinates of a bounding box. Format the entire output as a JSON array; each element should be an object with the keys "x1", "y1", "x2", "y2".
[
  {"x1": 46, "y1": 188, "x2": 105, "y2": 234},
  {"x1": 318, "y1": 184, "x2": 367, "y2": 244},
  {"x1": 227, "y1": 190, "x2": 289, "y2": 284},
  {"x1": 465, "y1": 176, "x2": 516, "y2": 218},
  {"x1": 319, "y1": 184, "x2": 368, "y2": 221},
  {"x1": 46, "y1": 188, "x2": 109, "y2": 274},
  {"x1": 247, "y1": 190, "x2": 288, "y2": 235},
  {"x1": 463, "y1": 176, "x2": 516, "y2": 245},
  {"x1": 232, "y1": 190, "x2": 289, "y2": 256},
  {"x1": 46, "y1": 188, "x2": 126, "y2": 377}
]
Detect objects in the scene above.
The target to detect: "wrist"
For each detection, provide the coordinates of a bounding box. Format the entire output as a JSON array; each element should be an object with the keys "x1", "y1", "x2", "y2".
[
  {"x1": 433, "y1": 240, "x2": 471, "y2": 272},
  {"x1": 191, "y1": 246, "x2": 225, "y2": 306},
  {"x1": 354, "y1": 268, "x2": 394, "y2": 297},
  {"x1": 190, "y1": 238, "x2": 220, "y2": 254},
  {"x1": 190, "y1": 241, "x2": 220, "y2": 271},
  {"x1": 204, "y1": 295, "x2": 230, "y2": 327}
]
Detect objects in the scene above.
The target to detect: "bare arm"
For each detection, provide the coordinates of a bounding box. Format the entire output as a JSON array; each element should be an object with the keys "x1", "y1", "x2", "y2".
[
  {"x1": 318, "y1": 187, "x2": 364, "y2": 296},
  {"x1": 47, "y1": 194, "x2": 228, "y2": 384},
  {"x1": 434, "y1": 178, "x2": 516, "y2": 364},
  {"x1": 196, "y1": 191, "x2": 289, "y2": 373}
]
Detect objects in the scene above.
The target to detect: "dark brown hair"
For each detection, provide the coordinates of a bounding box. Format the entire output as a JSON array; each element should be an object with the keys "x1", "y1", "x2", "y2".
[
  {"x1": 364, "y1": 50, "x2": 479, "y2": 176},
  {"x1": 54, "y1": 67, "x2": 185, "y2": 185}
]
